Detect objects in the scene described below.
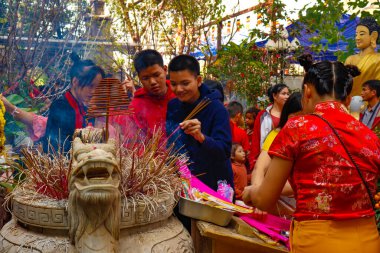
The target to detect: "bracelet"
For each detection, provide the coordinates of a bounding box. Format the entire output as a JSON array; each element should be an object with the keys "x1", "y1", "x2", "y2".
[{"x1": 11, "y1": 106, "x2": 19, "y2": 117}]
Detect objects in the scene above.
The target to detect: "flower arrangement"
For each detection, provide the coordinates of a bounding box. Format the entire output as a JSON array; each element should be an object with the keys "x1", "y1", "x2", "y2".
[{"x1": 0, "y1": 97, "x2": 6, "y2": 155}]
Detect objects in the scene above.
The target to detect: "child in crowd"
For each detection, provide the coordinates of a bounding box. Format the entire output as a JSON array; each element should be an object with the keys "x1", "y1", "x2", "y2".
[
  {"x1": 227, "y1": 101, "x2": 250, "y2": 152},
  {"x1": 231, "y1": 143, "x2": 247, "y2": 200},
  {"x1": 245, "y1": 107, "x2": 260, "y2": 142}
]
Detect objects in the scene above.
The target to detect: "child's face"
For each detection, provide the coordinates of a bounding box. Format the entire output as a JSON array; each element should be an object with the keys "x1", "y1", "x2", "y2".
[
  {"x1": 245, "y1": 112, "x2": 255, "y2": 128},
  {"x1": 233, "y1": 146, "x2": 246, "y2": 163},
  {"x1": 170, "y1": 70, "x2": 202, "y2": 104}
]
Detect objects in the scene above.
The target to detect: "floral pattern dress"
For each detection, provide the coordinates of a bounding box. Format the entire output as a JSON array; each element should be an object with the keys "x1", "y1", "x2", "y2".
[{"x1": 269, "y1": 101, "x2": 380, "y2": 221}]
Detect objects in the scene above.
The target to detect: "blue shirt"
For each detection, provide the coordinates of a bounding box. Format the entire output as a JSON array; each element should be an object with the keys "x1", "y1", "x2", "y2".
[{"x1": 166, "y1": 84, "x2": 234, "y2": 191}]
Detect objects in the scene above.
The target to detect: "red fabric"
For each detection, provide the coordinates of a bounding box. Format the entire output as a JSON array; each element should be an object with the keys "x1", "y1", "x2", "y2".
[
  {"x1": 249, "y1": 109, "x2": 266, "y2": 169},
  {"x1": 65, "y1": 91, "x2": 85, "y2": 129},
  {"x1": 230, "y1": 120, "x2": 250, "y2": 151},
  {"x1": 246, "y1": 128, "x2": 253, "y2": 145},
  {"x1": 270, "y1": 114, "x2": 280, "y2": 128},
  {"x1": 269, "y1": 101, "x2": 380, "y2": 221},
  {"x1": 231, "y1": 162, "x2": 247, "y2": 200},
  {"x1": 112, "y1": 81, "x2": 175, "y2": 139}
]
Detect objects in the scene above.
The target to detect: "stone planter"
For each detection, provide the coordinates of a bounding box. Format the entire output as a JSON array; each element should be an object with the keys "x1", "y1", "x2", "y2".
[{"x1": 0, "y1": 193, "x2": 193, "y2": 252}]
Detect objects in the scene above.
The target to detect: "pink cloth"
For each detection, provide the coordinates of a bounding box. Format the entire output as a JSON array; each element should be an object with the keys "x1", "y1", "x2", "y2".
[
  {"x1": 29, "y1": 114, "x2": 47, "y2": 141},
  {"x1": 239, "y1": 214, "x2": 290, "y2": 248},
  {"x1": 179, "y1": 163, "x2": 231, "y2": 203},
  {"x1": 27, "y1": 114, "x2": 118, "y2": 142}
]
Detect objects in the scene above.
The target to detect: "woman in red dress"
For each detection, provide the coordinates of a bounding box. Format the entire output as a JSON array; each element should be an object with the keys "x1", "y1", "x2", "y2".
[{"x1": 243, "y1": 61, "x2": 380, "y2": 253}]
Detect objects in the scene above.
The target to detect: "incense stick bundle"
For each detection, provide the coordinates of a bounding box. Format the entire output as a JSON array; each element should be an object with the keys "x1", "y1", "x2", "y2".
[
  {"x1": 167, "y1": 98, "x2": 211, "y2": 140},
  {"x1": 183, "y1": 98, "x2": 211, "y2": 121}
]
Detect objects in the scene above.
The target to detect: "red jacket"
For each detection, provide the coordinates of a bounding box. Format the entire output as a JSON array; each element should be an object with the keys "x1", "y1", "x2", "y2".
[
  {"x1": 230, "y1": 120, "x2": 250, "y2": 151},
  {"x1": 112, "y1": 81, "x2": 175, "y2": 139},
  {"x1": 249, "y1": 109, "x2": 266, "y2": 169}
]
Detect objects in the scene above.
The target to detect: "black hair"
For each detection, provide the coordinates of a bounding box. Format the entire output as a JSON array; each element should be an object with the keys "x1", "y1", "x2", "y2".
[
  {"x1": 278, "y1": 92, "x2": 302, "y2": 128},
  {"x1": 133, "y1": 49, "x2": 164, "y2": 74},
  {"x1": 303, "y1": 61, "x2": 361, "y2": 102},
  {"x1": 245, "y1": 107, "x2": 260, "y2": 116},
  {"x1": 358, "y1": 16, "x2": 380, "y2": 43},
  {"x1": 203, "y1": 79, "x2": 224, "y2": 102},
  {"x1": 267, "y1": 83, "x2": 289, "y2": 103},
  {"x1": 227, "y1": 101, "x2": 243, "y2": 118},
  {"x1": 69, "y1": 52, "x2": 105, "y2": 88},
  {"x1": 168, "y1": 55, "x2": 200, "y2": 77},
  {"x1": 362, "y1": 79, "x2": 380, "y2": 97},
  {"x1": 298, "y1": 53, "x2": 313, "y2": 72}
]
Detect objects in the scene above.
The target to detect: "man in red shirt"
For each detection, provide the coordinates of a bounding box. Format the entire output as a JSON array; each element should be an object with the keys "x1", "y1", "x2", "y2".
[
  {"x1": 227, "y1": 101, "x2": 250, "y2": 151},
  {"x1": 112, "y1": 49, "x2": 176, "y2": 140}
]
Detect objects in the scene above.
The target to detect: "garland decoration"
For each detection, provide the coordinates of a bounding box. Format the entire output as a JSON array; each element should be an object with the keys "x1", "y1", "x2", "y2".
[{"x1": 0, "y1": 96, "x2": 6, "y2": 155}]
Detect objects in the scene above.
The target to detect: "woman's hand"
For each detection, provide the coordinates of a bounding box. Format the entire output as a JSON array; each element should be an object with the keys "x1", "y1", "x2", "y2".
[
  {"x1": 242, "y1": 185, "x2": 254, "y2": 205},
  {"x1": 242, "y1": 186, "x2": 267, "y2": 219},
  {"x1": 180, "y1": 119, "x2": 205, "y2": 143}
]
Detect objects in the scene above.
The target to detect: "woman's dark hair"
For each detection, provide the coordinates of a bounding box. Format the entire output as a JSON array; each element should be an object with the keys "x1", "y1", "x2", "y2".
[
  {"x1": 69, "y1": 52, "x2": 105, "y2": 88},
  {"x1": 358, "y1": 16, "x2": 380, "y2": 43},
  {"x1": 267, "y1": 83, "x2": 289, "y2": 103},
  {"x1": 303, "y1": 61, "x2": 361, "y2": 102},
  {"x1": 298, "y1": 53, "x2": 313, "y2": 72},
  {"x1": 278, "y1": 92, "x2": 302, "y2": 128}
]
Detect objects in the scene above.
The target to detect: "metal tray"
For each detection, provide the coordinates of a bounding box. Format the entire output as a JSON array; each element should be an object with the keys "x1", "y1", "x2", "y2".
[{"x1": 178, "y1": 197, "x2": 234, "y2": 226}]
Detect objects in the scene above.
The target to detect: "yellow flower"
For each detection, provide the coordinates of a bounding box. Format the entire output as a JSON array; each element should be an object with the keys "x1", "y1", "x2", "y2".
[{"x1": 0, "y1": 99, "x2": 6, "y2": 154}]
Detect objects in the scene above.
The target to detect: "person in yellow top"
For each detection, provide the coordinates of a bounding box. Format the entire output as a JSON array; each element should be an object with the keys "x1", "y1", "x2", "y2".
[
  {"x1": 249, "y1": 92, "x2": 303, "y2": 216},
  {"x1": 345, "y1": 16, "x2": 380, "y2": 96}
]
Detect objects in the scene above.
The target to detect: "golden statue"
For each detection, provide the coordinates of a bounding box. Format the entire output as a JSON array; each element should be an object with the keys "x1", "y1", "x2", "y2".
[{"x1": 345, "y1": 16, "x2": 380, "y2": 96}]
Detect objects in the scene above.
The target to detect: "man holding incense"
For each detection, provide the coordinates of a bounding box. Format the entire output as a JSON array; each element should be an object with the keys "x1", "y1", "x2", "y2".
[
  {"x1": 112, "y1": 49, "x2": 175, "y2": 140},
  {"x1": 166, "y1": 54, "x2": 234, "y2": 191}
]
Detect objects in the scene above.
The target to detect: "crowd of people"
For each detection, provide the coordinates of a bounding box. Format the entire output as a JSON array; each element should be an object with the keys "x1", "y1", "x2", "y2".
[{"x1": 1, "y1": 15, "x2": 380, "y2": 253}]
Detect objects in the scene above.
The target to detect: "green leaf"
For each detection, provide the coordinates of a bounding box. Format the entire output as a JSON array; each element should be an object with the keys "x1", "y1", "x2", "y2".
[
  {"x1": 0, "y1": 182, "x2": 14, "y2": 192},
  {"x1": 6, "y1": 94, "x2": 24, "y2": 105}
]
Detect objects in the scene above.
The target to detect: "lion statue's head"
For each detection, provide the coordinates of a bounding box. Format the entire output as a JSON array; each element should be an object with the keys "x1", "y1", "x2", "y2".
[{"x1": 68, "y1": 132, "x2": 121, "y2": 252}]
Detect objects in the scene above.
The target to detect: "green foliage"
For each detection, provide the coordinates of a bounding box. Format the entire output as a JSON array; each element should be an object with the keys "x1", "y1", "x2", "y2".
[
  {"x1": 207, "y1": 39, "x2": 270, "y2": 106},
  {"x1": 106, "y1": 0, "x2": 225, "y2": 56},
  {"x1": 3, "y1": 80, "x2": 46, "y2": 146},
  {"x1": 298, "y1": 0, "x2": 380, "y2": 61}
]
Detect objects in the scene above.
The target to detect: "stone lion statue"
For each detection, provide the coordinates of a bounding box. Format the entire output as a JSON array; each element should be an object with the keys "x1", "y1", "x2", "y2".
[{"x1": 68, "y1": 135, "x2": 121, "y2": 253}]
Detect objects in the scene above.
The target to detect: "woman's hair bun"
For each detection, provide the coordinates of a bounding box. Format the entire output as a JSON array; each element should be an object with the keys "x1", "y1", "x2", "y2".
[
  {"x1": 345, "y1": 64, "x2": 361, "y2": 78},
  {"x1": 70, "y1": 52, "x2": 81, "y2": 64},
  {"x1": 298, "y1": 53, "x2": 313, "y2": 72}
]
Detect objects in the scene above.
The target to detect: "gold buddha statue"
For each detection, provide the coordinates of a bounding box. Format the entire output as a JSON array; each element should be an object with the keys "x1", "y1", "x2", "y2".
[{"x1": 345, "y1": 16, "x2": 380, "y2": 96}]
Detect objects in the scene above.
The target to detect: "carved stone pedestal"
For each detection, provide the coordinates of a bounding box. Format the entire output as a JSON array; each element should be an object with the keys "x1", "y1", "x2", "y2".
[
  {"x1": 0, "y1": 216, "x2": 193, "y2": 253},
  {"x1": 0, "y1": 195, "x2": 194, "y2": 252}
]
